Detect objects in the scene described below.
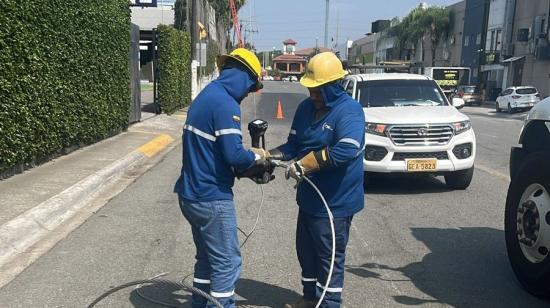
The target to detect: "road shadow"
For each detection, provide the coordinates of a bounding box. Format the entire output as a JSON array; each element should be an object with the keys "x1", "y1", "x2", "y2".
[
  {"x1": 467, "y1": 109, "x2": 527, "y2": 122},
  {"x1": 141, "y1": 102, "x2": 159, "y2": 114},
  {"x1": 129, "y1": 280, "x2": 191, "y2": 307},
  {"x1": 346, "y1": 227, "x2": 549, "y2": 307},
  {"x1": 127, "y1": 278, "x2": 300, "y2": 307},
  {"x1": 364, "y1": 173, "x2": 452, "y2": 195},
  {"x1": 236, "y1": 278, "x2": 301, "y2": 307}
]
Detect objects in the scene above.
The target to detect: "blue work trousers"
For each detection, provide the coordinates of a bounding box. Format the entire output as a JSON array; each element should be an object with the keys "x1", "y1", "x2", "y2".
[
  {"x1": 296, "y1": 210, "x2": 353, "y2": 308},
  {"x1": 178, "y1": 196, "x2": 241, "y2": 308}
]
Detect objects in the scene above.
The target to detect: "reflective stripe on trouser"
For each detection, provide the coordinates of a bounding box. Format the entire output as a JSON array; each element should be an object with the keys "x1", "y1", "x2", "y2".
[
  {"x1": 179, "y1": 196, "x2": 240, "y2": 308},
  {"x1": 296, "y1": 211, "x2": 352, "y2": 308}
]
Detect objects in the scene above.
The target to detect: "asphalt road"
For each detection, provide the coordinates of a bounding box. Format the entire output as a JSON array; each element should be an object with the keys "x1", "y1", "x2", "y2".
[{"x1": 0, "y1": 81, "x2": 548, "y2": 308}]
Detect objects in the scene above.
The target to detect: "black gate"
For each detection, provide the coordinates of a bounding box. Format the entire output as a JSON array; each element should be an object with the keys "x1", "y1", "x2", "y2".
[{"x1": 129, "y1": 23, "x2": 141, "y2": 123}]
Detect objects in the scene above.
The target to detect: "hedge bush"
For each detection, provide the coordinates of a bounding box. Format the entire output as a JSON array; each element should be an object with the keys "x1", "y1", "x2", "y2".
[
  {"x1": 0, "y1": 0, "x2": 131, "y2": 174},
  {"x1": 157, "y1": 25, "x2": 191, "y2": 114}
]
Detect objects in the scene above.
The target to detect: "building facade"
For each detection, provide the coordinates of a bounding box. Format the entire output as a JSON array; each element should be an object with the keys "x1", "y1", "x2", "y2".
[
  {"x1": 272, "y1": 39, "x2": 307, "y2": 77},
  {"x1": 481, "y1": 0, "x2": 506, "y2": 99},
  {"x1": 503, "y1": 0, "x2": 550, "y2": 97},
  {"x1": 461, "y1": 0, "x2": 490, "y2": 85},
  {"x1": 349, "y1": 33, "x2": 379, "y2": 65}
]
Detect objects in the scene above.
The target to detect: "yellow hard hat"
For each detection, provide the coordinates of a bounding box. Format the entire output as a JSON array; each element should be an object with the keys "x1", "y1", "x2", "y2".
[
  {"x1": 217, "y1": 48, "x2": 263, "y2": 91},
  {"x1": 300, "y1": 52, "x2": 347, "y2": 88}
]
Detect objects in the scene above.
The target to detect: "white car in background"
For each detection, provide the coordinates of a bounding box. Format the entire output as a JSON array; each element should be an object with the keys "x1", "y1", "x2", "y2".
[
  {"x1": 342, "y1": 73, "x2": 475, "y2": 190},
  {"x1": 496, "y1": 86, "x2": 541, "y2": 114},
  {"x1": 262, "y1": 75, "x2": 274, "y2": 81}
]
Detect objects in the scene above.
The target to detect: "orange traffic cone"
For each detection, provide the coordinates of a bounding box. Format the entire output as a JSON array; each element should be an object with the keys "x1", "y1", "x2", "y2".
[{"x1": 276, "y1": 100, "x2": 284, "y2": 119}]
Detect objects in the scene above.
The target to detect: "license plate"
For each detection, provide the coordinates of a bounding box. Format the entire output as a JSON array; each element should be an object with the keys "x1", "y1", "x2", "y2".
[{"x1": 406, "y1": 159, "x2": 437, "y2": 172}]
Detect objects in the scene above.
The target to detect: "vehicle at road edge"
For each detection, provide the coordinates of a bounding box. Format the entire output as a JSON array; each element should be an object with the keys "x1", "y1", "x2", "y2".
[
  {"x1": 455, "y1": 85, "x2": 484, "y2": 106},
  {"x1": 505, "y1": 96, "x2": 550, "y2": 298},
  {"x1": 342, "y1": 73, "x2": 476, "y2": 190},
  {"x1": 496, "y1": 86, "x2": 541, "y2": 114}
]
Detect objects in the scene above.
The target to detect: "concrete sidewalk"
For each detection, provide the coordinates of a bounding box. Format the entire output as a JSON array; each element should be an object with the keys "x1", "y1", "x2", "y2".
[{"x1": 0, "y1": 110, "x2": 186, "y2": 286}]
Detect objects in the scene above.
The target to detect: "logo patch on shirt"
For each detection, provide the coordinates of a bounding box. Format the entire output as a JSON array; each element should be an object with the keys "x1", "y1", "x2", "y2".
[
  {"x1": 322, "y1": 123, "x2": 334, "y2": 131},
  {"x1": 232, "y1": 115, "x2": 241, "y2": 122}
]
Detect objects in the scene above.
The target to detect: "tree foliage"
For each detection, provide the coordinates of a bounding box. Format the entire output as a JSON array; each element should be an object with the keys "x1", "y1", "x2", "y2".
[
  {"x1": 207, "y1": 0, "x2": 246, "y2": 27},
  {"x1": 174, "y1": 0, "x2": 187, "y2": 31},
  {"x1": 389, "y1": 5, "x2": 451, "y2": 65}
]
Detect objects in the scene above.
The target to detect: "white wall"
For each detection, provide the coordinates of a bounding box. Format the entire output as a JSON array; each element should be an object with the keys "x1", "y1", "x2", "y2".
[{"x1": 131, "y1": 6, "x2": 175, "y2": 30}]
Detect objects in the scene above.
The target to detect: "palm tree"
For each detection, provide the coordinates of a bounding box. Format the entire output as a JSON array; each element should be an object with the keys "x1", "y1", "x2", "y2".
[
  {"x1": 420, "y1": 7, "x2": 451, "y2": 66},
  {"x1": 389, "y1": 5, "x2": 451, "y2": 66}
]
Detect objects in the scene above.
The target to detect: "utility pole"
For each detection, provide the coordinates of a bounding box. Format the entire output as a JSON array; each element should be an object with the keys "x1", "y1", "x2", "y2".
[
  {"x1": 335, "y1": 10, "x2": 339, "y2": 49},
  {"x1": 324, "y1": 0, "x2": 329, "y2": 48}
]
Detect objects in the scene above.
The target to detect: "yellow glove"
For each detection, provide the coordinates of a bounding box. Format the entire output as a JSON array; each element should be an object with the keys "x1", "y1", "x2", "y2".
[
  {"x1": 250, "y1": 148, "x2": 270, "y2": 165},
  {"x1": 285, "y1": 148, "x2": 330, "y2": 180}
]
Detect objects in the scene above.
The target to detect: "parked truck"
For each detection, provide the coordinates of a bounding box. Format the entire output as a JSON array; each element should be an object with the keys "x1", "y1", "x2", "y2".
[{"x1": 505, "y1": 97, "x2": 550, "y2": 298}]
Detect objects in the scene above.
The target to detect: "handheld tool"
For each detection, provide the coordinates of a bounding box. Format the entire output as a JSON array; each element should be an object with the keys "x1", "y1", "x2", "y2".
[{"x1": 236, "y1": 119, "x2": 276, "y2": 184}]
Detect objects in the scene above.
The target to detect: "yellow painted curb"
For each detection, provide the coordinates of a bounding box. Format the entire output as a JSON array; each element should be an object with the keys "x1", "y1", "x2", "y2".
[{"x1": 136, "y1": 134, "x2": 175, "y2": 158}]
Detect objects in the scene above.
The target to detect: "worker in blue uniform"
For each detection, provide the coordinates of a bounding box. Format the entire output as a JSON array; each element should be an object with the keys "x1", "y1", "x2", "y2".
[
  {"x1": 269, "y1": 52, "x2": 365, "y2": 308},
  {"x1": 174, "y1": 48, "x2": 269, "y2": 308}
]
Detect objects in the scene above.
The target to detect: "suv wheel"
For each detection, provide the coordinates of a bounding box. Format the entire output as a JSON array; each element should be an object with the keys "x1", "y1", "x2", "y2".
[
  {"x1": 508, "y1": 103, "x2": 514, "y2": 114},
  {"x1": 505, "y1": 151, "x2": 550, "y2": 298},
  {"x1": 444, "y1": 166, "x2": 474, "y2": 190},
  {"x1": 496, "y1": 101, "x2": 502, "y2": 113}
]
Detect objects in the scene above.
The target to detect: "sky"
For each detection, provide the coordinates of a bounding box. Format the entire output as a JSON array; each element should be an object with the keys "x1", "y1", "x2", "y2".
[{"x1": 238, "y1": 0, "x2": 461, "y2": 52}]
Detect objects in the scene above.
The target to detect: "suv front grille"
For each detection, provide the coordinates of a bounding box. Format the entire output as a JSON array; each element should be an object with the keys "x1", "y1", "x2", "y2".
[
  {"x1": 392, "y1": 151, "x2": 449, "y2": 161},
  {"x1": 388, "y1": 124, "x2": 454, "y2": 146}
]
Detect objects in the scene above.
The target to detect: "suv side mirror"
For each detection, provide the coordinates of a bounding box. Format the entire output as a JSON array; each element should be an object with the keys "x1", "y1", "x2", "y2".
[{"x1": 452, "y1": 97, "x2": 465, "y2": 108}]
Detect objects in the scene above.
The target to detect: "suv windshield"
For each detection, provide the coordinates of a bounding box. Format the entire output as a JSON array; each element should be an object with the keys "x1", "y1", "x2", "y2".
[
  {"x1": 356, "y1": 79, "x2": 448, "y2": 107},
  {"x1": 516, "y1": 88, "x2": 537, "y2": 95}
]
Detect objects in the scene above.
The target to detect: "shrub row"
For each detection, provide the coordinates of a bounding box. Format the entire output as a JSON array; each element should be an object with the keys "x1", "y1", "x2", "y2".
[
  {"x1": 157, "y1": 25, "x2": 191, "y2": 114},
  {"x1": 0, "y1": 0, "x2": 131, "y2": 174}
]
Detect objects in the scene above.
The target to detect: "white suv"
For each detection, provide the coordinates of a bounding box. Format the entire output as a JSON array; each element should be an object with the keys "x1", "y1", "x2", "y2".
[
  {"x1": 342, "y1": 73, "x2": 476, "y2": 190},
  {"x1": 496, "y1": 86, "x2": 541, "y2": 114}
]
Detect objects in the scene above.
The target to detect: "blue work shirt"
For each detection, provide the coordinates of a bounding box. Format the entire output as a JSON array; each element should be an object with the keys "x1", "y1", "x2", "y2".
[
  {"x1": 174, "y1": 68, "x2": 256, "y2": 202},
  {"x1": 278, "y1": 83, "x2": 365, "y2": 217}
]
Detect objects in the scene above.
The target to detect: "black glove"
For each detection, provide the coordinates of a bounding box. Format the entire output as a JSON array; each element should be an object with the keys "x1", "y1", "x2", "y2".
[
  {"x1": 268, "y1": 148, "x2": 285, "y2": 160},
  {"x1": 235, "y1": 161, "x2": 275, "y2": 184}
]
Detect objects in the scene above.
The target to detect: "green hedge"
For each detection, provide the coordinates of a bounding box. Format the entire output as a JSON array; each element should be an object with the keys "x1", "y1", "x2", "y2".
[
  {"x1": 157, "y1": 25, "x2": 191, "y2": 114},
  {"x1": 0, "y1": 0, "x2": 131, "y2": 174}
]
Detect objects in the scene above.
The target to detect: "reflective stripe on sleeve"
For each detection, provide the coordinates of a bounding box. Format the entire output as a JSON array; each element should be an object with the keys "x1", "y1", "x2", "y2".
[
  {"x1": 316, "y1": 282, "x2": 342, "y2": 293},
  {"x1": 355, "y1": 143, "x2": 366, "y2": 158},
  {"x1": 337, "y1": 138, "x2": 361, "y2": 148},
  {"x1": 184, "y1": 124, "x2": 216, "y2": 142},
  {"x1": 215, "y1": 128, "x2": 242, "y2": 136},
  {"x1": 211, "y1": 290, "x2": 235, "y2": 298},
  {"x1": 193, "y1": 278, "x2": 211, "y2": 284},
  {"x1": 301, "y1": 277, "x2": 317, "y2": 282}
]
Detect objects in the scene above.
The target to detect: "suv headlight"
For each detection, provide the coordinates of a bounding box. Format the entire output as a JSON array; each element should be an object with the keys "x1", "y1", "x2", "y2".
[
  {"x1": 365, "y1": 123, "x2": 387, "y2": 136},
  {"x1": 452, "y1": 120, "x2": 471, "y2": 134}
]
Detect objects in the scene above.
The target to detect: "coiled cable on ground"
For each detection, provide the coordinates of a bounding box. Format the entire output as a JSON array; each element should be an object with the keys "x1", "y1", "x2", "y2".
[
  {"x1": 89, "y1": 184, "x2": 266, "y2": 308},
  {"x1": 86, "y1": 275, "x2": 223, "y2": 308}
]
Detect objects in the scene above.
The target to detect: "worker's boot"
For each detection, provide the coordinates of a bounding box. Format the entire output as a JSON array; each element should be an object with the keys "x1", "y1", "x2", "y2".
[{"x1": 284, "y1": 299, "x2": 316, "y2": 308}]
